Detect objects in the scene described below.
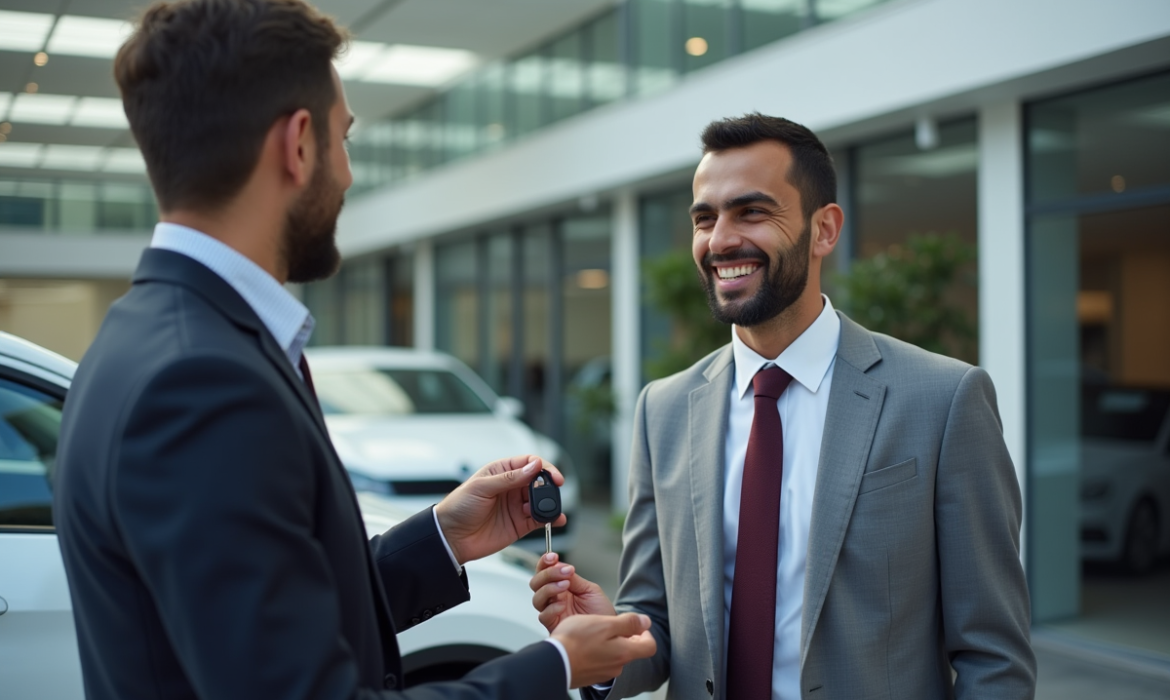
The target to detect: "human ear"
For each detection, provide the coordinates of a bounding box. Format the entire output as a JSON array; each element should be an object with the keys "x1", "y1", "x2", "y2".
[
  {"x1": 811, "y1": 204, "x2": 844, "y2": 259},
  {"x1": 281, "y1": 108, "x2": 315, "y2": 188}
]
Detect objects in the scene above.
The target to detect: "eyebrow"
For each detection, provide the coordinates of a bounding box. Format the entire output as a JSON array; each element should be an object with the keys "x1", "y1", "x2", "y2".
[{"x1": 689, "y1": 191, "x2": 780, "y2": 216}]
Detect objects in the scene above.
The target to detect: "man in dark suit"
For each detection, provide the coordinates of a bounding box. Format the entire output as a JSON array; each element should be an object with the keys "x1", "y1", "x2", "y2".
[{"x1": 53, "y1": 1, "x2": 654, "y2": 698}]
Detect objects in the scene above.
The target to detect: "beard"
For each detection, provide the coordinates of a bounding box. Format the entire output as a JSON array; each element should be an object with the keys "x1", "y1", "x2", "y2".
[
  {"x1": 283, "y1": 156, "x2": 345, "y2": 284},
  {"x1": 699, "y1": 220, "x2": 811, "y2": 327}
]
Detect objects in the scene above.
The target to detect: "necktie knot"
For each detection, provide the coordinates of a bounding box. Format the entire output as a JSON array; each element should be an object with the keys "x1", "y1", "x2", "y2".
[{"x1": 753, "y1": 365, "x2": 793, "y2": 400}]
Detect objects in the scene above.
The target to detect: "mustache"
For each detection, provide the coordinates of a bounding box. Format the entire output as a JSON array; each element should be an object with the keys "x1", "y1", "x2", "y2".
[{"x1": 702, "y1": 249, "x2": 770, "y2": 268}]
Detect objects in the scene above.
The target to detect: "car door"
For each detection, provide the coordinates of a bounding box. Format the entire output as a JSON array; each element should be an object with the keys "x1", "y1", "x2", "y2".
[{"x1": 0, "y1": 366, "x2": 83, "y2": 700}]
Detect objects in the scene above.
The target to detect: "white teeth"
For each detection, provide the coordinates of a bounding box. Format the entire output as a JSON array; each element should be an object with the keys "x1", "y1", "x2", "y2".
[{"x1": 717, "y1": 265, "x2": 758, "y2": 280}]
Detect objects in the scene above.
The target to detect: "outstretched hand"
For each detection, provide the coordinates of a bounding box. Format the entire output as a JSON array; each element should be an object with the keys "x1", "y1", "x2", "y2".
[
  {"x1": 434, "y1": 455, "x2": 566, "y2": 566},
  {"x1": 530, "y1": 552, "x2": 615, "y2": 632}
]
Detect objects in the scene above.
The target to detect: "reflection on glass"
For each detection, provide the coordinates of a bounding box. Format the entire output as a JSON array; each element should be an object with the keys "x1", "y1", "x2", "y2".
[
  {"x1": 0, "y1": 378, "x2": 61, "y2": 528},
  {"x1": 482, "y1": 232, "x2": 514, "y2": 395},
  {"x1": 477, "y1": 63, "x2": 509, "y2": 150},
  {"x1": 511, "y1": 54, "x2": 547, "y2": 137},
  {"x1": 522, "y1": 225, "x2": 553, "y2": 435},
  {"x1": 588, "y1": 11, "x2": 624, "y2": 105},
  {"x1": 0, "y1": 178, "x2": 158, "y2": 232},
  {"x1": 632, "y1": 0, "x2": 677, "y2": 96},
  {"x1": 1028, "y1": 72, "x2": 1170, "y2": 204},
  {"x1": 548, "y1": 31, "x2": 585, "y2": 122}
]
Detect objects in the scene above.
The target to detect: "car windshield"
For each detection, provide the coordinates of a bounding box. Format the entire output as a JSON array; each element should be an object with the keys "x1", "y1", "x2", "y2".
[
  {"x1": 314, "y1": 367, "x2": 492, "y2": 416},
  {"x1": 1081, "y1": 386, "x2": 1170, "y2": 442}
]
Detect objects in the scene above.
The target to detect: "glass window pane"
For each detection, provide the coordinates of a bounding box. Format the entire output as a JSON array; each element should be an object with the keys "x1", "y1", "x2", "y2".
[
  {"x1": 521, "y1": 224, "x2": 552, "y2": 434},
  {"x1": 0, "y1": 377, "x2": 63, "y2": 528},
  {"x1": 482, "y1": 232, "x2": 514, "y2": 395},
  {"x1": 304, "y1": 276, "x2": 340, "y2": 346},
  {"x1": 587, "y1": 11, "x2": 625, "y2": 105},
  {"x1": 388, "y1": 251, "x2": 414, "y2": 347},
  {"x1": 510, "y1": 54, "x2": 547, "y2": 137},
  {"x1": 682, "y1": 0, "x2": 729, "y2": 73},
  {"x1": 631, "y1": 0, "x2": 678, "y2": 97},
  {"x1": 443, "y1": 81, "x2": 479, "y2": 163},
  {"x1": 548, "y1": 31, "x2": 586, "y2": 123},
  {"x1": 741, "y1": 0, "x2": 806, "y2": 51},
  {"x1": 562, "y1": 214, "x2": 612, "y2": 501},
  {"x1": 341, "y1": 256, "x2": 383, "y2": 346},
  {"x1": 1028, "y1": 72, "x2": 1170, "y2": 204},
  {"x1": 477, "y1": 63, "x2": 509, "y2": 150},
  {"x1": 435, "y1": 239, "x2": 479, "y2": 368}
]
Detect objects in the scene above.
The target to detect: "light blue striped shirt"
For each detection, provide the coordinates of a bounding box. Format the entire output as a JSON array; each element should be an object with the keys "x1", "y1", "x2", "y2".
[{"x1": 150, "y1": 222, "x2": 314, "y2": 377}]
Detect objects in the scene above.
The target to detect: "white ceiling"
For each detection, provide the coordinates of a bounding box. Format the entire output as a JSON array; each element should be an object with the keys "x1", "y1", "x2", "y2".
[{"x1": 0, "y1": 0, "x2": 614, "y2": 180}]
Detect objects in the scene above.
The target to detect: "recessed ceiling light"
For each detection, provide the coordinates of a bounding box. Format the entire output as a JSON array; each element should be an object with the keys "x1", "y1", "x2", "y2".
[
  {"x1": 102, "y1": 148, "x2": 146, "y2": 173},
  {"x1": 72, "y1": 97, "x2": 128, "y2": 129},
  {"x1": 0, "y1": 143, "x2": 45, "y2": 168},
  {"x1": 360, "y1": 44, "x2": 478, "y2": 86},
  {"x1": 10, "y1": 94, "x2": 78, "y2": 125},
  {"x1": 334, "y1": 41, "x2": 386, "y2": 80},
  {"x1": 41, "y1": 144, "x2": 106, "y2": 171},
  {"x1": 685, "y1": 37, "x2": 708, "y2": 57},
  {"x1": 25, "y1": 83, "x2": 39, "y2": 94},
  {"x1": 47, "y1": 15, "x2": 134, "y2": 59},
  {"x1": 34, "y1": 52, "x2": 49, "y2": 66},
  {"x1": 0, "y1": 10, "x2": 55, "y2": 52}
]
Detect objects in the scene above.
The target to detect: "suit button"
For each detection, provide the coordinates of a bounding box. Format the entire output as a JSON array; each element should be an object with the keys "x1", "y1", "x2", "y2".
[
  {"x1": 383, "y1": 673, "x2": 397, "y2": 688},
  {"x1": 410, "y1": 617, "x2": 421, "y2": 626},
  {"x1": 434, "y1": 604, "x2": 444, "y2": 613},
  {"x1": 706, "y1": 679, "x2": 714, "y2": 695},
  {"x1": 422, "y1": 609, "x2": 433, "y2": 620}
]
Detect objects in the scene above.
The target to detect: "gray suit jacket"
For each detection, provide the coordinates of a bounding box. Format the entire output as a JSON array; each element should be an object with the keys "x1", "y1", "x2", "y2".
[{"x1": 603, "y1": 312, "x2": 1035, "y2": 700}]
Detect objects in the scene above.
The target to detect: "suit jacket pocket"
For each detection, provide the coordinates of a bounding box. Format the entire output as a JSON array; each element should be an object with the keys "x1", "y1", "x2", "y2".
[{"x1": 858, "y1": 457, "x2": 917, "y2": 495}]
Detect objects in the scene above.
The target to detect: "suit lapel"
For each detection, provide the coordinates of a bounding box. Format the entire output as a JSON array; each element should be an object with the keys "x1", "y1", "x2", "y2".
[
  {"x1": 800, "y1": 314, "x2": 886, "y2": 667},
  {"x1": 688, "y1": 346, "x2": 735, "y2": 681}
]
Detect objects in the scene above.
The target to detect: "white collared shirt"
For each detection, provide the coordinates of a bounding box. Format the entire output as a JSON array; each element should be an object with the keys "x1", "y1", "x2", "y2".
[
  {"x1": 150, "y1": 222, "x2": 314, "y2": 376},
  {"x1": 723, "y1": 296, "x2": 841, "y2": 700}
]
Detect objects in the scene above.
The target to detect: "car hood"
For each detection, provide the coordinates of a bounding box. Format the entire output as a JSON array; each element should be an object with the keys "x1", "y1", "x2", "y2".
[{"x1": 325, "y1": 414, "x2": 539, "y2": 479}]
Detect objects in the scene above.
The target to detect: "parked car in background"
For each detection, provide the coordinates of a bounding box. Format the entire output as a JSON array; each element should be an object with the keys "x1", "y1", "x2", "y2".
[
  {"x1": 304, "y1": 346, "x2": 579, "y2": 557},
  {"x1": 0, "y1": 332, "x2": 573, "y2": 699},
  {"x1": 1080, "y1": 384, "x2": 1170, "y2": 574}
]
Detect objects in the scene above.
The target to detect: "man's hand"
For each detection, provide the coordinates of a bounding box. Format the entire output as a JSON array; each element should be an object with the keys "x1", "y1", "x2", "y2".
[
  {"x1": 531, "y1": 552, "x2": 615, "y2": 632},
  {"x1": 551, "y1": 613, "x2": 656, "y2": 689},
  {"x1": 434, "y1": 455, "x2": 566, "y2": 566}
]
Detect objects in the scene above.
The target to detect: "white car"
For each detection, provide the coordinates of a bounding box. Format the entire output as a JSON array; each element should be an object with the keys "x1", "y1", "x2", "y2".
[
  {"x1": 1080, "y1": 384, "x2": 1170, "y2": 574},
  {"x1": 304, "y1": 346, "x2": 580, "y2": 556},
  {"x1": 0, "y1": 331, "x2": 571, "y2": 698}
]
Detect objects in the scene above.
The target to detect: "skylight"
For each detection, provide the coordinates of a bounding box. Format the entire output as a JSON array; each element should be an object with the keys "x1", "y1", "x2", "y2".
[
  {"x1": 337, "y1": 43, "x2": 479, "y2": 86},
  {"x1": 10, "y1": 94, "x2": 77, "y2": 126},
  {"x1": 0, "y1": 10, "x2": 55, "y2": 52},
  {"x1": 72, "y1": 97, "x2": 128, "y2": 129},
  {"x1": 47, "y1": 15, "x2": 134, "y2": 59},
  {"x1": 41, "y1": 144, "x2": 105, "y2": 171},
  {"x1": 0, "y1": 143, "x2": 45, "y2": 168}
]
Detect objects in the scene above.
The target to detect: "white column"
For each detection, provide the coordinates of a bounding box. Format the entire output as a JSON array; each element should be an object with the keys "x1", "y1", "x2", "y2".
[
  {"x1": 977, "y1": 100, "x2": 1027, "y2": 564},
  {"x1": 413, "y1": 239, "x2": 436, "y2": 351},
  {"x1": 610, "y1": 189, "x2": 640, "y2": 514}
]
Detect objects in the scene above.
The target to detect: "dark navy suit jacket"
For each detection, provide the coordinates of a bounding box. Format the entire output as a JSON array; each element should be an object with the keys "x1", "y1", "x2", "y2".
[{"x1": 55, "y1": 249, "x2": 563, "y2": 699}]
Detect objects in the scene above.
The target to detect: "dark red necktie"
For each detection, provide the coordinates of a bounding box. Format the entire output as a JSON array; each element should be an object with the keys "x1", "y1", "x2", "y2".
[
  {"x1": 297, "y1": 354, "x2": 317, "y2": 400},
  {"x1": 727, "y1": 365, "x2": 792, "y2": 699}
]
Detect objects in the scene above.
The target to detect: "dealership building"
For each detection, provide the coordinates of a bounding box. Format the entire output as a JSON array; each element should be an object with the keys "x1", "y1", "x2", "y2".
[{"x1": 2, "y1": 0, "x2": 1169, "y2": 664}]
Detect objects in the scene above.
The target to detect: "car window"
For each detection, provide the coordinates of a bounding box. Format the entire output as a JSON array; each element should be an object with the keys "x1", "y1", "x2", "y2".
[
  {"x1": 315, "y1": 367, "x2": 492, "y2": 416},
  {"x1": 1081, "y1": 386, "x2": 1170, "y2": 442},
  {"x1": 0, "y1": 376, "x2": 61, "y2": 529}
]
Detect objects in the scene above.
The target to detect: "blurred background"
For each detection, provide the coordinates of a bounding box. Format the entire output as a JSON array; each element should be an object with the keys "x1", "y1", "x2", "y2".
[{"x1": 1, "y1": 0, "x2": 1168, "y2": 695}]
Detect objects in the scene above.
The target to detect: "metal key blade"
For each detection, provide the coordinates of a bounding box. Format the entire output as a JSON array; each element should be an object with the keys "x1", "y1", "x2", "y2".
[{"x1": 545, "y1": 522, "x2": 552, "y2": 554}]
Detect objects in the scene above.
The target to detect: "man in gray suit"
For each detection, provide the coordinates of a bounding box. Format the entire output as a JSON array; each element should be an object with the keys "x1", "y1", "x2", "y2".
[{"x1": 531, "y1": 114, "x2": 1035, "y2": 699}]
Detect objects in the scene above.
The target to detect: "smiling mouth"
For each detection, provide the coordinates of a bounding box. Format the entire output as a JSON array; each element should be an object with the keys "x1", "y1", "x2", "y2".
[{"x1": 715, "y1": 264, "x2": 760, "y2": 280}]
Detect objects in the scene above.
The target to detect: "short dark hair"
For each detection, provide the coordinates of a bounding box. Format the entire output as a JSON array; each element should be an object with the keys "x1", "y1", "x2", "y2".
[
  {"x1": 700, "y1": 113, "x2": 837, "y2": 220},
  {"x1": 115, "y1": 0, "x2": 346, "y2": 211}
]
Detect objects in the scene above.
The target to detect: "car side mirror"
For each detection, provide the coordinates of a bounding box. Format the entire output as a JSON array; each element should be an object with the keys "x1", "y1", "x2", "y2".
[{"x1": 495, "y1": 396, "x2": 524, "y2": 419}]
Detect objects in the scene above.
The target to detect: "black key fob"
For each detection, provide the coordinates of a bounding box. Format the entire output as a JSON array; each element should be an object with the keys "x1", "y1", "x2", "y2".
[{"x1": 529, "y1": 469, "x2": 562, "y2": 524}]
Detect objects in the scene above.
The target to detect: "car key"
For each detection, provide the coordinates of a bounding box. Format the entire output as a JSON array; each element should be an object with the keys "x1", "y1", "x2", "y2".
[{"x1": 529, "y1": 469, "x2": 562, "y2": 555}]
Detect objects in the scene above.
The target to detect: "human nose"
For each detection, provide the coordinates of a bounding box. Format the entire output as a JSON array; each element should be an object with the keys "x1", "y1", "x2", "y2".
[{"x1": 708, "y1": 215, "x2": 743, "y2": 254}]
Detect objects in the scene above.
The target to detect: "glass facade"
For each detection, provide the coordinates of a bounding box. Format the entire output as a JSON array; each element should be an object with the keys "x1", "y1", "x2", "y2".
[
  {"x1": 1025, "y1": 72, "x2": 1170, "y2": 656},
  {"x1": 0, "y1": 177, "x2": 157, "y2": 232},
  {"x1": 345, "y1": 0, "x2": 894, "y2": 196}
]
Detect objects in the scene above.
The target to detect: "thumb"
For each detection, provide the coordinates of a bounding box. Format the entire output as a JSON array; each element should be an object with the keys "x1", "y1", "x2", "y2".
[
  {"x1": 471, "y1": 458, "x2": 542, "y2": 498},
  {"x1": 612, "y1": 612, "x2": 651, "y2": 638}
]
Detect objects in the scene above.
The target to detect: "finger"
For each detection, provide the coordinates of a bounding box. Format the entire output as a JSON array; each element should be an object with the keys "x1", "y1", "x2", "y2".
[
  {"x1": 538, "y1": 604, "x2": 563, "y2": 630},
  {"x1": 529, "y1": 561, "x2": 573, "y2": 591},
  {"x1": 469, "y1": 458, "x2": 542, "y2": 497},
  {"x1": 537, "y1": 552, "x2": 560, "y2": 572},
  {"x1": 532, "y1": 579, "x2": 571, "y2": 610},
  {"x1": 622, "y1": 630, "x2": 658, "y2": 659},
  {"x1": 611, "y1": 612, "x2": 652, "y2": 638}
]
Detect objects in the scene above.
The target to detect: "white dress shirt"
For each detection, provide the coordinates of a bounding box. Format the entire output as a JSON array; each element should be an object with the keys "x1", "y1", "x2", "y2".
[
  {"x1": 149, "y1": 222, "x2": 571, "y2": 689},
  {"x1": 723, "y1": 296, "x2": 841, "y2": 700}
]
